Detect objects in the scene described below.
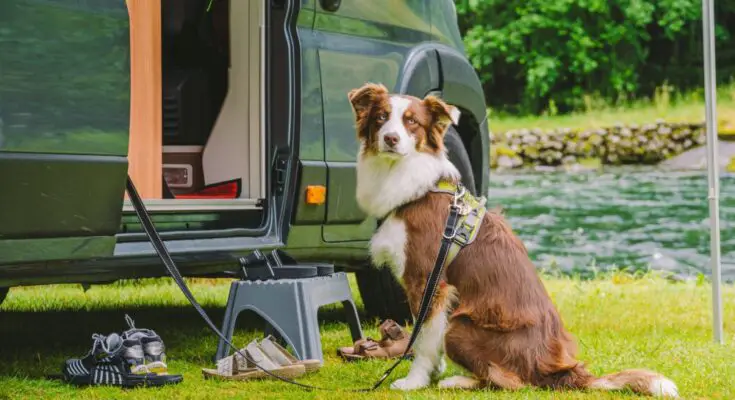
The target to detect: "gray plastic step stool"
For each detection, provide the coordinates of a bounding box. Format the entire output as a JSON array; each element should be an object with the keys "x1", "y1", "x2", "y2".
[{"x1": 214, "y1": 272, "x2": 363, "y2": 363}]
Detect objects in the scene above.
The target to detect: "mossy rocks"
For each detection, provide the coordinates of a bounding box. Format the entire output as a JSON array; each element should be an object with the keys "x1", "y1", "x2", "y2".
[{"x1": 490, "y1": 121, "x2": 707, "y2": 169}]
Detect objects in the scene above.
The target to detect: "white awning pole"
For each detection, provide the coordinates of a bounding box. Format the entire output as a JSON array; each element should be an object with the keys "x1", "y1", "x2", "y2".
[{"x1": 702, "y1": 0, "x2": 724, "y2": 344}]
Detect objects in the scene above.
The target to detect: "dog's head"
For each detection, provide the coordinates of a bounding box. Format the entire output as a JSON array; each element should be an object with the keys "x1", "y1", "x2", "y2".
[{"x1": 347, "y1": 83, "x2": 460, "y2": 159}]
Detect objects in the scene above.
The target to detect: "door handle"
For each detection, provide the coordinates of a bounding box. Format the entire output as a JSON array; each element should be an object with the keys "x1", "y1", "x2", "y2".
[{"x1": 319, "y1": 0, "x2": 341, "y2": 12}]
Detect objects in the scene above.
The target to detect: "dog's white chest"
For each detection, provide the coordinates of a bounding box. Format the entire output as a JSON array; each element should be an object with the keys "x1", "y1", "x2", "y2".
[{"x1": 369, "y1": 215, "x2": 408, "y2": 279}]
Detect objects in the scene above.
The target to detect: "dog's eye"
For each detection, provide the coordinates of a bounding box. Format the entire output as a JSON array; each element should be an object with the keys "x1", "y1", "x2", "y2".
[
  {"x1": 377, "y1": 113, "x2": 387, "y2": 121},
  {"x1": 406, "y1": 117, "x2": 416, "y2": 125}
]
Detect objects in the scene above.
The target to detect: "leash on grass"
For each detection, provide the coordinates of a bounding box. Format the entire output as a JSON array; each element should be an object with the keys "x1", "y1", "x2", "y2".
[{"x1": 126, "y1": 176, "x2": 462, "y2": 391}]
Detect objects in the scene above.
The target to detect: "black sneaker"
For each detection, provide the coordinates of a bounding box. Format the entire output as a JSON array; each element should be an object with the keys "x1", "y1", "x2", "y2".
[
  {"x1": 121, "y1": 314, "x2": 168, "y2": 374},
  {"x1": 62, "y1": 332, "x2": 182, "y2": 387},
  {"x1": 62, "y1": 333, "x2": 117, "y2": 380}
]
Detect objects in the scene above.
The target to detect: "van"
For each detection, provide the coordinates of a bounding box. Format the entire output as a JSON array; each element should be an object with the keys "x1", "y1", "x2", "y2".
[{"x1": 0, "y1": 0, "x2": 489, "y2": 321}]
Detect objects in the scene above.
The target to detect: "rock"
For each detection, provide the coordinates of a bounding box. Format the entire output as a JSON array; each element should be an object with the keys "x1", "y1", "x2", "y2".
[
  {"x1": 490, "y1": 120, "x2": 720, "y2": 170},
  {"x1": 522, "y1": 133, "x2": 538, "y2": 144},
  {"x1": 497, "y1": 155, "x2": 515, "y2": 169}
]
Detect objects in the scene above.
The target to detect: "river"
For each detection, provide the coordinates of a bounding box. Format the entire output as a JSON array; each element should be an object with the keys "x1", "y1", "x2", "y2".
[{"x1": 487, "y1": 167, "x2": 735, "y2": 281}]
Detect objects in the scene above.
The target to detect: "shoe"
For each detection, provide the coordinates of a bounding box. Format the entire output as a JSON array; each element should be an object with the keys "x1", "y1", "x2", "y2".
[
  {"x1": 121, "y1": 314, "x2": 168, "y2": 374},
  {"x1": 259, "y1": 335, "x2": 322, "y2": 374},
  {"x1": 63, "y1": 333, "x2": 121, "y2": 380},
  {"x1": 201, "y1": 339, "x2": 306, "y2": 381},
  {"x1": 62, "y1": 332, "x2": 182, "y2": 387},
  {"x1": 338, "y1": 319, "x2": 413, "y2": 361}
]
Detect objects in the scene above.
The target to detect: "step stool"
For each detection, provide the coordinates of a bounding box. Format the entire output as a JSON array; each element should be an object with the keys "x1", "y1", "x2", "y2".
[{"x1": 214, "y1": 271, "x2": 363, "y2": 363}]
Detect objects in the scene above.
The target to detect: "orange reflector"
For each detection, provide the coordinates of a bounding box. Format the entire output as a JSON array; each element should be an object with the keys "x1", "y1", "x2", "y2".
[{"x1": 305, "y1": 185, "x2": 327, "y2": 205}]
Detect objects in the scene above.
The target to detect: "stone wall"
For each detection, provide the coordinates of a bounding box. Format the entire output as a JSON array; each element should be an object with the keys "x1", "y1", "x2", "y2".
[{"x1": 490, "y1": 120, "x2": 707, "y2": 169}]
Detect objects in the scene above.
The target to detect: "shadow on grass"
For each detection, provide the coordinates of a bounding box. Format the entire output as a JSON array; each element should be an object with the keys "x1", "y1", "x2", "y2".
[{"x1": 0, "y1": 304, "x2": 366, "y2": 379}]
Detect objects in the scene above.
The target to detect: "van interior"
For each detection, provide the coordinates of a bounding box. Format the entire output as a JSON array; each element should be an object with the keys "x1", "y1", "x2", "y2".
[
  {"x1": 120, "y1": 0, "x2": 267, "y2": 235},
  {"x1": 127, "y1": 0, "x2": 265, "y2": 213}
]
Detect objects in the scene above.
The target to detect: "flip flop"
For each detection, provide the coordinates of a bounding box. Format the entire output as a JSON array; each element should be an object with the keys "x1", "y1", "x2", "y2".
[
  {"x1": 259, "y1": 335, "x2": 322, "y2": 374},
  {"x1": 202, "y1": 340, "x2": 306, "y2": 381},
  {"x1": 338, "y1": 319, "x2": 412, "y2": 361}
]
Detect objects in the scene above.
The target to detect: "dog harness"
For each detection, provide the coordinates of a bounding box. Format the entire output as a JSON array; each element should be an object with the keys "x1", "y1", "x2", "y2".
[{"x1": 429, "y1": 180, "x2": 488, "y2": 270}]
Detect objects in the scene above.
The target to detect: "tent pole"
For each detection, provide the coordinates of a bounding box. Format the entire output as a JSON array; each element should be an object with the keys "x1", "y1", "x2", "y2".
[{"x1": 701, "y1": 0, "x2": 723, "y2": 344}]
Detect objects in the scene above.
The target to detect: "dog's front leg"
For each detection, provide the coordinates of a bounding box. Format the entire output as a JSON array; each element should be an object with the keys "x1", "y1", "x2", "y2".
[{"x1": 391, "y1": 309, "x2": 448, "y2": 390}]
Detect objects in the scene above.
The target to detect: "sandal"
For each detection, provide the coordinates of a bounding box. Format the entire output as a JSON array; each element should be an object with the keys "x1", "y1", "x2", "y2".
[
  {"x1": 259, "y1": 335, "x2": 322, "y2": 374},
  {"x1": 338, "y1": 319, "x2": 412, "y2": 361},
  {"x1": 202, "y1": 340, "x2": 306, "y2": 381}
]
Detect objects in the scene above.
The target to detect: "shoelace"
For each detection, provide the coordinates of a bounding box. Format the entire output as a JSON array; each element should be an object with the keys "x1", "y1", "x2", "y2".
[
  {"x1": 124, "y1": 314, "x2": 136, "y2": 330},
  {"x1": 88, "y1": 334, "x2": 113, "y2": 355}
]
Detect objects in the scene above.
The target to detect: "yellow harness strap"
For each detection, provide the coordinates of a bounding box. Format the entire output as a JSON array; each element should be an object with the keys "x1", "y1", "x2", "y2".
[{"x1": 429, "y1": 181, "x2": 487, "y2": 270}]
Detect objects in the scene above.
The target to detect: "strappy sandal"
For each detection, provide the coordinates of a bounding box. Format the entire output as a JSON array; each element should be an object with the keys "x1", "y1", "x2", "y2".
[
  {"x1": 259, "y1": 335, "x2": 322, "y2": 374},
  {"x1": 202, "y1": 340, "x2": 306, "y2": 381},
  {"x1": 337, "y1": 319, "x2": 412, "y2": 361}
]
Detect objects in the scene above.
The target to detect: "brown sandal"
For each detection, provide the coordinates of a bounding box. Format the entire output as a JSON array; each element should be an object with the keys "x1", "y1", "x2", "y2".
[{"x1": 338, "y1": 319, "x2": 412, "y2": 361}]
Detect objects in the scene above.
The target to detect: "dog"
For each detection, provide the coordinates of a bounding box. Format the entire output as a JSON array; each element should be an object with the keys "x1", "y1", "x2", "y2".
[{"x1": 348, "y1": 82, "x2": 679, "y2": 397}]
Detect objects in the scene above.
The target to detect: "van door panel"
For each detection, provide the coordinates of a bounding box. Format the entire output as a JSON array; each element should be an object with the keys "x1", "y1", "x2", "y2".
[
  {"x1": 313, "y1": 0, "x2": 431, "y2": 241},
  {"x1": 0, "y1": 0, "x2": 130, "y2": 264}
]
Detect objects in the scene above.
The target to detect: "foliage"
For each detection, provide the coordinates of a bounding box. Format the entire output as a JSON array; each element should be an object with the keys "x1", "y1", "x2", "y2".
[
  {"x1": 456, "y1": 0, "x2": 735, "y2": 115},
  {"x1": 0, "y1": 1, "x2": 130, "y2": 139}
]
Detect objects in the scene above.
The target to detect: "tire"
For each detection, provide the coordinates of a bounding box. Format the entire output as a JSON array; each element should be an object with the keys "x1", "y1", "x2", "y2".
[
  {"x1": 444, "y1": 125, "x2": 477, "y2": 195},
  {"x1": 0, "y1": 287, "x2": 8, "y2": 308},
  {"x1": 355, "y1": 268, "x2": 412, "y2": 324},
  {"x1": 355, "y1": 126, "x2": 477, "y2": 323}
]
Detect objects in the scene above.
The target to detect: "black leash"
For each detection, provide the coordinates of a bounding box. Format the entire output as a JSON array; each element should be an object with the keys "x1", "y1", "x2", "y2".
[
  {"x1": 126, "y1": 176, "x2": 461, "y2": 391},
  {"x1": 369, "y1": 202, "x2": 461, "y2": 389}
]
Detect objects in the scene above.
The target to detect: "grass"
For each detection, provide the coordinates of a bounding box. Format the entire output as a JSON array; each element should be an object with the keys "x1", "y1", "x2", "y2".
[
  {"x1": 489, "y1": 83, "x2": 735, "y2": 133},
  {"x1": 1, "y1": 273, "x2": 734, "y2": 399}
]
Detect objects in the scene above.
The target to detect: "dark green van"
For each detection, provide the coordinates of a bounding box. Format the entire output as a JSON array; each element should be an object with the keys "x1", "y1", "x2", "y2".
[{"x1": 0, "y1": 0, "x2": 489, "y2": 320}]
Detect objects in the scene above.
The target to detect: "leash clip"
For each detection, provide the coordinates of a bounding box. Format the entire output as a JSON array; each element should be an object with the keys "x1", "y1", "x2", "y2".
[
  {"x1": 450, "y1": 185, "x2": 465, "y2": 209},
  {"x1": 450, "y1": 184, "x2": 471, "y2": 215},
  {"x1": 443, "y1": 185, "x2": 465, "y2": 240}
]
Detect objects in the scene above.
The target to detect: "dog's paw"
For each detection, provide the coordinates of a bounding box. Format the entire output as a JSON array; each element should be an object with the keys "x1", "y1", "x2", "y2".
[
  {"x1": 390, "y1": 375, "x2": 430, "y2": 391},
  {"x1": 438, "y1": 375, "x2": 481, "y2": 390},
  {"x1": 432, "y1": 358, "x2": 447, "y2": 377}
]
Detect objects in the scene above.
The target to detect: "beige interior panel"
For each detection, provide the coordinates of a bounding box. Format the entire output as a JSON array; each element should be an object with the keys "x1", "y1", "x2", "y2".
[{"x1": 202, "y1": 0, "x2": 263, "y2": 199}]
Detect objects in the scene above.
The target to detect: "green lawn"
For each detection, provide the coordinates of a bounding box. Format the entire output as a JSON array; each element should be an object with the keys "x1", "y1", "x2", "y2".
[
  {"x1": 489, "y1": 84, "x2": 735, "y2": 133},
  {"x1": 1, "y1": 273, "x2": 733, "y2": 399}
]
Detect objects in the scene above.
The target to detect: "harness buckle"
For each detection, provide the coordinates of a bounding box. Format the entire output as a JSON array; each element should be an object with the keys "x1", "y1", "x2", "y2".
[
  {"x1": 450, "y1": 185, "x2": 472, "y2": 216},
  {"x1": 450, "y1": 185, "x2": 465, "y2": 209},
  {"x1": 442, "y1": 224, "x2": 460, "y2": 240}
]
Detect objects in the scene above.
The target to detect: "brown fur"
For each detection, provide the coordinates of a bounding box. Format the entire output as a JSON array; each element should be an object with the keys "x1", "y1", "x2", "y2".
[
  {"x1": 350, "y1": 82, "x2": 676, "y2": 396},
  {"x1": 348, "y1": 83, "x2": 453, "y2": 156},
  {"x1": 395, "y1": 193, "x2": 672, "y2": 394}
]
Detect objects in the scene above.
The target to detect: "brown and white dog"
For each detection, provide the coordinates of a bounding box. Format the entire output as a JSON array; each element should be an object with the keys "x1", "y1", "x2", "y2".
[{"x1": 348, "y1": 82, "x2": 679, "y2": 397}]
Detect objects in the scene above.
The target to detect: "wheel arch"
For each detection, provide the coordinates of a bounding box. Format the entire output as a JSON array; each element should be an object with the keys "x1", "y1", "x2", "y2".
[{"x1": 395, "y1": 43, "x2": 489, "y2": 196}]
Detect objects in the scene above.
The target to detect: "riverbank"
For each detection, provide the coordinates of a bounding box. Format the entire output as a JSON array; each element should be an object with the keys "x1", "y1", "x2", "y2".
[
  {"x1": 491, "y1": 120, "x2": 709, "y2": 169},
  {"x1": 1, "y1": 273, "x2": 733, "y2": 399},
  {"x1": 488, "y1": 85, "x2": 735, "y2": 169}
]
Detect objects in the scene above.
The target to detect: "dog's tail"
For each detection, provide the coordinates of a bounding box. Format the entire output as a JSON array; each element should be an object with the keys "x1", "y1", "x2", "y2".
[{"x1": 586, "y1": 369, "x2": 679, "y2": 397}]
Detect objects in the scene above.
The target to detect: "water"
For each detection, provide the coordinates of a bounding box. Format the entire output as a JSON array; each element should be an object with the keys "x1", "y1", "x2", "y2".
[{"x1": 487, "y1": 167, "x2": 735, "y2": 281}]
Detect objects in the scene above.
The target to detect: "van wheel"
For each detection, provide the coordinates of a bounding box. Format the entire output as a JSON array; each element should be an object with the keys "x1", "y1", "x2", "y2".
[
  {"x1": 0, "y1": 287, "x2": 8, "y2": 307},
  {"x1": 355, "y1": 268, "x2": 412, "y2": 324},
  {"x1": 444, "y1": 125, "x2": 477, "y2": 195}
]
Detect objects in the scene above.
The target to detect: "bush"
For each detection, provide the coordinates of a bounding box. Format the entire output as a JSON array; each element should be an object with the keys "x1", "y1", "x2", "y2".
[{"x1": 457, "y1": 0, "x2": 735, "y2": 115}]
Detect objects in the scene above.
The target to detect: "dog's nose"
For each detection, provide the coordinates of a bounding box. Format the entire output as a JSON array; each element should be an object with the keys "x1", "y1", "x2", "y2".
[{"x1": 383, "y1": 133, "x2": 399, "y2": 147}]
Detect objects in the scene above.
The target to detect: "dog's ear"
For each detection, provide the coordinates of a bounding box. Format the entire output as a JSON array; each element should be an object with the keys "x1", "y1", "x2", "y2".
[
  {"x1": 422, "y1": 95, "x2": 460, "y2": 129},
  {"x1": 347, "y1": 83, "x2": 388, "y2": 116},
  {"x1": 422, "y1": 95, "x2": 460, "y2": 149}
]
